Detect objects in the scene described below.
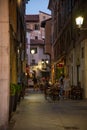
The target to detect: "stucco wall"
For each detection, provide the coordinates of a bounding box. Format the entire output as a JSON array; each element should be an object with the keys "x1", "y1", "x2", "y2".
[{"x1": 0, "y1": 0, "x2": 10, "y2": 129}]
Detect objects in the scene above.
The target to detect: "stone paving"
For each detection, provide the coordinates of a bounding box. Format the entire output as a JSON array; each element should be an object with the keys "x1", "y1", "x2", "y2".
[{"x1": 8, "y1": 89, "x2": 87, "y2": 130}]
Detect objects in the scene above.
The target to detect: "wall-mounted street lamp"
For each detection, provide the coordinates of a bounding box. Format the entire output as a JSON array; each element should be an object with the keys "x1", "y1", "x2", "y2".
[
  {"x1": 31, "y1": 49, "x2": 35, "y2": 54},
  {"x1": 30, "y1": 49, "x2": 35, "y2": 66},
  {"x1": 75, "y1": 16, "x2": 84, "y2": 28},
  {"x1": 75, "y1": 16, "x2": 87, "y2": 30}
]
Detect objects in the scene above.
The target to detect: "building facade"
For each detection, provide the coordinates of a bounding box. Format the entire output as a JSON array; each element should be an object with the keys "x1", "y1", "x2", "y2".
[
  {"x1": 0, "y1": 0, "x2": 28, "y2": 129},
  {"x1": 41, "y1": 18, "x2": 54, "y2": 83},
  {"x1": 26, "y1": 11, "x2": 51, "y2": 79},
  {"x1": 48, "y1": 0, "x2": 87, "y2": 98}
]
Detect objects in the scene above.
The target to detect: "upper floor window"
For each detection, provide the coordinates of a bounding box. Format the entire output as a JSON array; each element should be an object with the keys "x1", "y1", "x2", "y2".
[
  {"x1": 43, "y1": 16, "x2": 46, "y2": 20},
  {"x1": 35, "y1": 36, "x2": 38, "y2": 39},
  {"x1": 34, "y1": 24, "x2": 39, "y2": 30}
]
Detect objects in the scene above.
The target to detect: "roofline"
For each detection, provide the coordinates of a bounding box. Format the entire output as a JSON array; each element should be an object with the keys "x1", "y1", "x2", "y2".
[{"x1": 39, "y1": 11, "x2": 51, "y2": 16}]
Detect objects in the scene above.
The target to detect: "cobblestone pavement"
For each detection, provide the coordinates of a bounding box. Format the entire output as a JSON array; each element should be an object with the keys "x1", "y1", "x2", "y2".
[{"x1": 8, "y1": 88, "x2": 87, "y2": 130}]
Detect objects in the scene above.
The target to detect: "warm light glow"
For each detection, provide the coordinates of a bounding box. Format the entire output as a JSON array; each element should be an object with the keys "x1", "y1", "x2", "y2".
[
  {"x1": 25, "y1": 72, "x2": 27, "y2": 76},
  {"x1": 75, "y1": 16, "x2": 84, "y2": 28},
  {"x1": 41, "y1": 60, "x2": 44, "y2": 64},
  {"x1": 17, "y1": 0, "x2": 21, "y2": 4},
  {"x1": 38, "y1": 65, "x2": 42, "y2": 70},
  {"x1": 31, "y1": 49, "x2": 35, "y2": 54},
  {"x1": 17, "y1": 49, "x2": 19, "y2": 54},
  {"x1": 46, "y1": 60, "x2": 49, "y2": 64}
]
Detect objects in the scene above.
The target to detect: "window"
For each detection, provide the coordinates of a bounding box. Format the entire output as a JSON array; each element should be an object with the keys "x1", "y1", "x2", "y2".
[
  {"x1": 32, "y1": 59, "x2": 35, "y2": 65},
  {"x1": 35, "y1": 36, "x2": 38, "y2": 39},
  {"x1": 35, "y1": 24, "x2": 39, "y2": 30}
]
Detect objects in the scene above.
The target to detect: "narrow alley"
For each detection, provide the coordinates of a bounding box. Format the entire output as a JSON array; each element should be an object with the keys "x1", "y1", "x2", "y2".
[
  {"x1": 1, "y1": 1, "x2": 87, "y2": 129},
  {"x1": 9, "y1": 88, "x2": 87, "y2": 130}
]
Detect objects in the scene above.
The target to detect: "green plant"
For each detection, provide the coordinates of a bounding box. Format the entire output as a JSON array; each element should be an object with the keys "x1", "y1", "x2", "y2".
[
  {"x1": 16, "y1": 84, "x2": 22, "y2": 94},
  {"x1": 10, "y1": 83, "x2": 16, "y2": 96},
  {"x1": 10, "y1": 83, "x2": 22, "y2": 96}
]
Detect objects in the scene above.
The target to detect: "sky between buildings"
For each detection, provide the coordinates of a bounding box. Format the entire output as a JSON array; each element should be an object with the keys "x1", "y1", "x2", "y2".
[{"x1": 26, "y1": 0, "x2": 51, "y2": 15}]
